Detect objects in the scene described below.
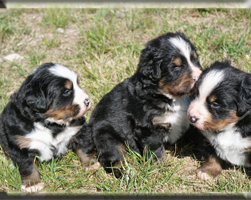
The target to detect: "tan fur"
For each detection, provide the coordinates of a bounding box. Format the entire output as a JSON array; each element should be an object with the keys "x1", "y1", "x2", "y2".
[
  {"x1": 173, "y1": 57, "x2": 182, "y2": 66},
  {"x1": 193, "y1": 51, "x2": 197, "y2": 60},
  {"x1": 197, "y1": 154, "x2": 223, "y2": 179},
  {"x1": 75, "y1": 148, "x2": 96, "y2": 168},
  {"x1": 152, "y1": 117, "x2": 171, "y2": 131},
  {"x1": 21, "y1": 162, "x2": 41, "y2": 186},
  {"x1": 204, "y1": 111, "x2": 239, "y2": 131},
  {"x1": 208, "y1": 94, "x2": 217, "y2": 103},
  {"x1": 158, "y1": 71, "x2": 193, "y2": 96},
  {"x1": 65, "y1": 80, "x2": 73, "y2": 90},
  {"x1": 15, "y1": 135, "x2": 32, "y2": 149},
  {"x1": 110, "y1": 143, "x2": 127, "y2": 178},
  {"x1": 45, "y1": 104, "x2": 79, "y2": 120}
]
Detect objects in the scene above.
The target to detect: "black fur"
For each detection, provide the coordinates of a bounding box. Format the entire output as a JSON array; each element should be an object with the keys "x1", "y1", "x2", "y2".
[
  {"x1": 188, "y1": 61, "x2": 251, "y2": 179},
  {"x1": 88, "y1": 32, "x2": 202, "y2": 177},
  {"x1": 0, "y1": 63, "x2": 94, "y2": 190}
]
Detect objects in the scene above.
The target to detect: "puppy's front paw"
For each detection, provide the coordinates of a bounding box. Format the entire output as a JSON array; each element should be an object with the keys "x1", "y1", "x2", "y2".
[
  {"x1": 21, "y1": 182, "x2": 44, "y2": 192},
  {"x1": 85, "y1": 161, "x2": 100, "y2": 171},
  {"x1": 196, "y1": 169, "x2": 212, "y2": 181}
]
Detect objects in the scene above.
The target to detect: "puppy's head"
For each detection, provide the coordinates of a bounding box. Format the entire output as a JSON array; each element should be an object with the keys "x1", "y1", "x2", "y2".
[
  {"x1": 137, "y1": 32, "x2": 202, "y2": 99},
  {"x1": 187, "y1": 61, "x2": 251, "y2": 131},
  {"x1": 17, "y1": 63, "x2": 91, "y2": 123}
]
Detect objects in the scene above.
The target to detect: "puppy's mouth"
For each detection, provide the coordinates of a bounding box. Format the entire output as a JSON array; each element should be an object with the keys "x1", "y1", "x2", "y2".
[
  {"x1": 189, "y1": 81, "x2": 196, "y2": 92},
  {"x1": 74, "y1": 108, "x2": 88, "y2": 119},
  {"x1": 188, "y1": 78, "x2": 200, "y2": 95}
]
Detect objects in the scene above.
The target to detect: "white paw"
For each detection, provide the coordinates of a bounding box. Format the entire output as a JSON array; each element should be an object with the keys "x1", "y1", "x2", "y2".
[
  {"x1": 85, "y1": 161, "x2": 100, "y2": 171},
  {"x1": 197, "y1": 170, "x2": 212, "y2": 181},
  {"x1": 21, "y1": 182, "x2": 44, "y2": 192}
]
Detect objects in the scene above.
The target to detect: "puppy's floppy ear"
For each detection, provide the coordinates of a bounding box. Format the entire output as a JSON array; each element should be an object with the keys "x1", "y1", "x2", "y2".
[
  {"x1": 236, "y1": 76, "x2": 251, "y2": 117},
  {"x1": 25, "y1": 85, "x2": 47, "y2": 113},
  {"x1": 137, "y1": 46, "x2": 162, "y2": 82},
  {"x1": 17, "y1": 74, "x2": 48, "y2": 113}
]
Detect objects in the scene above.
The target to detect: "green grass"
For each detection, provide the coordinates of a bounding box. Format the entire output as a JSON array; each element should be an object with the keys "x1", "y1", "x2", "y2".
[
  {"x1": 42, "y1": 8, "x2": 76, "y2": 29},
  {"x1": 0, "y1": 8, "x2": 251, "y2": 194}
]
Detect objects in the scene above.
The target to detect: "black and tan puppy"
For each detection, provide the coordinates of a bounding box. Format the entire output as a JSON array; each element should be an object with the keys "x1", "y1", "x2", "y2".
[
  {"x1": 188, "y1": 61, "x2": 251, "y2": 181},
  {"x1": 88, "y1": 32, "x2": 202, "y2": 177},
  {"x1": 0, "y1": 63, "x2": 98, "y2": 192}
]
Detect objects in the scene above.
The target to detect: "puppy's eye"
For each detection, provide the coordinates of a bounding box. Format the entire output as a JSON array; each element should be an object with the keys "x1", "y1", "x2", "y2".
[
  {"x1": 63, "y1": 89, "x2": 72, "y2": 97},
  {"x1": 211, "y1": 101, "x2": 220, "y2": 109}
]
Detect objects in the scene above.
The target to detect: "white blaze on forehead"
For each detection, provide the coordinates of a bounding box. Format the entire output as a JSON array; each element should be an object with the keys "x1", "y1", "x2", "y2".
[
  {"x1": 169, "y1": 36, "x2": 192, "y2": 60},
  {"x1": 49, "y1": 64, "x2": 89, "y2": 117},
  {"x1": 188, "y1": 69, "x2": 225, "y2": 130},
  {"x1": 169, "y1": 36, "x2": 200, "y2": 75},
  {"x1": 49, "y1": 64, "x2": 78, "y2": 82},
  {"x1": 198, "y1": 70, "x2": 225, "y2": 101}
]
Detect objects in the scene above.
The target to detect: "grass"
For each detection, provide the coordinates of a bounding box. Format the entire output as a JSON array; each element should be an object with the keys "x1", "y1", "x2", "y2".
[{"x1": 0, "y1": 8, "x2": 251, "y2": 194}]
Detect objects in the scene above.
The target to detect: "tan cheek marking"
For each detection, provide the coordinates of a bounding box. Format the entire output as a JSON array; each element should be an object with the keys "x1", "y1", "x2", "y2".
[
  {"x1": 15, "y1": 135, "x2": 32, "y2": 149},
  {"x1": 204, "y1": 110, "x2": 239, "y2": 131},
  {"x1": 46, "y1": 105, "x2": 79, "y2": 120},
  {"x1": 65, "y1": 80, "x2": 73, "y2": 90},
  {"x1": 158, "y1": 71, "x2": 194, "y2": 96},
  {"x1": 173, "y1": 57, "x2": 182, "y2": 66}
]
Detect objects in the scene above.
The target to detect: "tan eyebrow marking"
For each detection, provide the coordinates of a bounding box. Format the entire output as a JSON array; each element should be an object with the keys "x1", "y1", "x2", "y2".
[
  {"x1": 65, "y1": 80, "x2": 73, "y2": 90},
  {"x1": 173, "y1": 57, "x2": 182, "y2": 66}
]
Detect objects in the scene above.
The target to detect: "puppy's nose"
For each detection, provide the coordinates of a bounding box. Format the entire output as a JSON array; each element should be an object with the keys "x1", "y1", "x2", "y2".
[
  {"x1": 193, "y1": 76, "x2": 199, "y2": 82},
  {"x1": 193, "y1": 69, "x2": 202, "y2": 82},
  {"x1": 84, "y1": 99, "x2": 90, "y2": 107},
  {"x1": 189, "y1": 115, "x2": 198, "y2": 123}
]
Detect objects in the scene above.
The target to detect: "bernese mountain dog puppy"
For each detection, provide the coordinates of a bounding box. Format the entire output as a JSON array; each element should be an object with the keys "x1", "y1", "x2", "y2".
[
  {"x1": 88, "y1": 32, "x2": 202, "y2": 177},
  {"x1": 187, "y1": 61, "x2": 251, "y2": 181},
  {"x1": 0, "y1": 63, "x2": 98, "y2": 192}
]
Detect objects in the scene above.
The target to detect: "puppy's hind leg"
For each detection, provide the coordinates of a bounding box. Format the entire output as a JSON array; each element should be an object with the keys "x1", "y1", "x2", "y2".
[
  {"x1": 196, "y1": 154, "x2": 223, "y2": 181},
  {"x1": 140, "y1": 128, "x2": 166, "y2": 162},
  {"x1": 69, "y1": 125, "x2": 100, "y2": 171},
  {"x1": 196, "y1": 138, "x2": 224, "y2": 181},
  {"x1": 75, "y1": 148, "x2": 100, "y2": 171},
  {"x1": 95, "y1": 130, "x2": 127, "y2": 178}
]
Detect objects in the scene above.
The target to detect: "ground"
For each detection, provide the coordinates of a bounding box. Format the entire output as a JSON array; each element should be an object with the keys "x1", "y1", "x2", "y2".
[{"x1": 0, "y1": 8, "x2": 251, "y2": 194}]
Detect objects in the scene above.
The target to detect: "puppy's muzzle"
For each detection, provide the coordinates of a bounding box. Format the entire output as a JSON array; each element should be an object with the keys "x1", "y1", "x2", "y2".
[
  {"x1": 84, "y1": 98, "x2": 90, "y2": 108},
  {"x1": 188, "y1": 114, "x2": 199, "y2": 123}
]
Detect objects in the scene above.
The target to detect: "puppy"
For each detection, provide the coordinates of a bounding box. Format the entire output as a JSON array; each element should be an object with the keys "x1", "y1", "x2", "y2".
[
  {"x1": 0, "y1": 63, "x2": 98, "y2": 192},
  {"x1": 188, "y1": 61, "x2": 251, "y2": 181},
  {"x1": 88, "y1": 32, "x2": 202, "y2": 177}
]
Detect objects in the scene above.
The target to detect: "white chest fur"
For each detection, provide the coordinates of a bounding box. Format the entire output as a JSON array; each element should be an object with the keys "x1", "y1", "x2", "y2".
[
  {"x1": 202, "y1": 124, "x2": 251, "y2": 167},
  {"x1": 25, "y1": 122, "x2": 82, "y2": 161},
  {"x1": 152, "y1": 96, "x2": 190, "y2": 144}
]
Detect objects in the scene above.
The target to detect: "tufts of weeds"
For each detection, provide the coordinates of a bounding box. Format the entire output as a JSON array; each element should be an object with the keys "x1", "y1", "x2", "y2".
[
  {"x1": 0, "y1": 148, "x2": 22, "y2": 192},
  {"x1": 28, "y1": 48, "x2": 46, "y2": 66},
  {"x1": 0, "y1": 11, "x2": 17, "y2": 41},
  {"x1": 42, "y1": 9, "x2": 74, "y2": 29},
  {"x1": 42, "y1": 37, "x2": 61, "y2": 49}
]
